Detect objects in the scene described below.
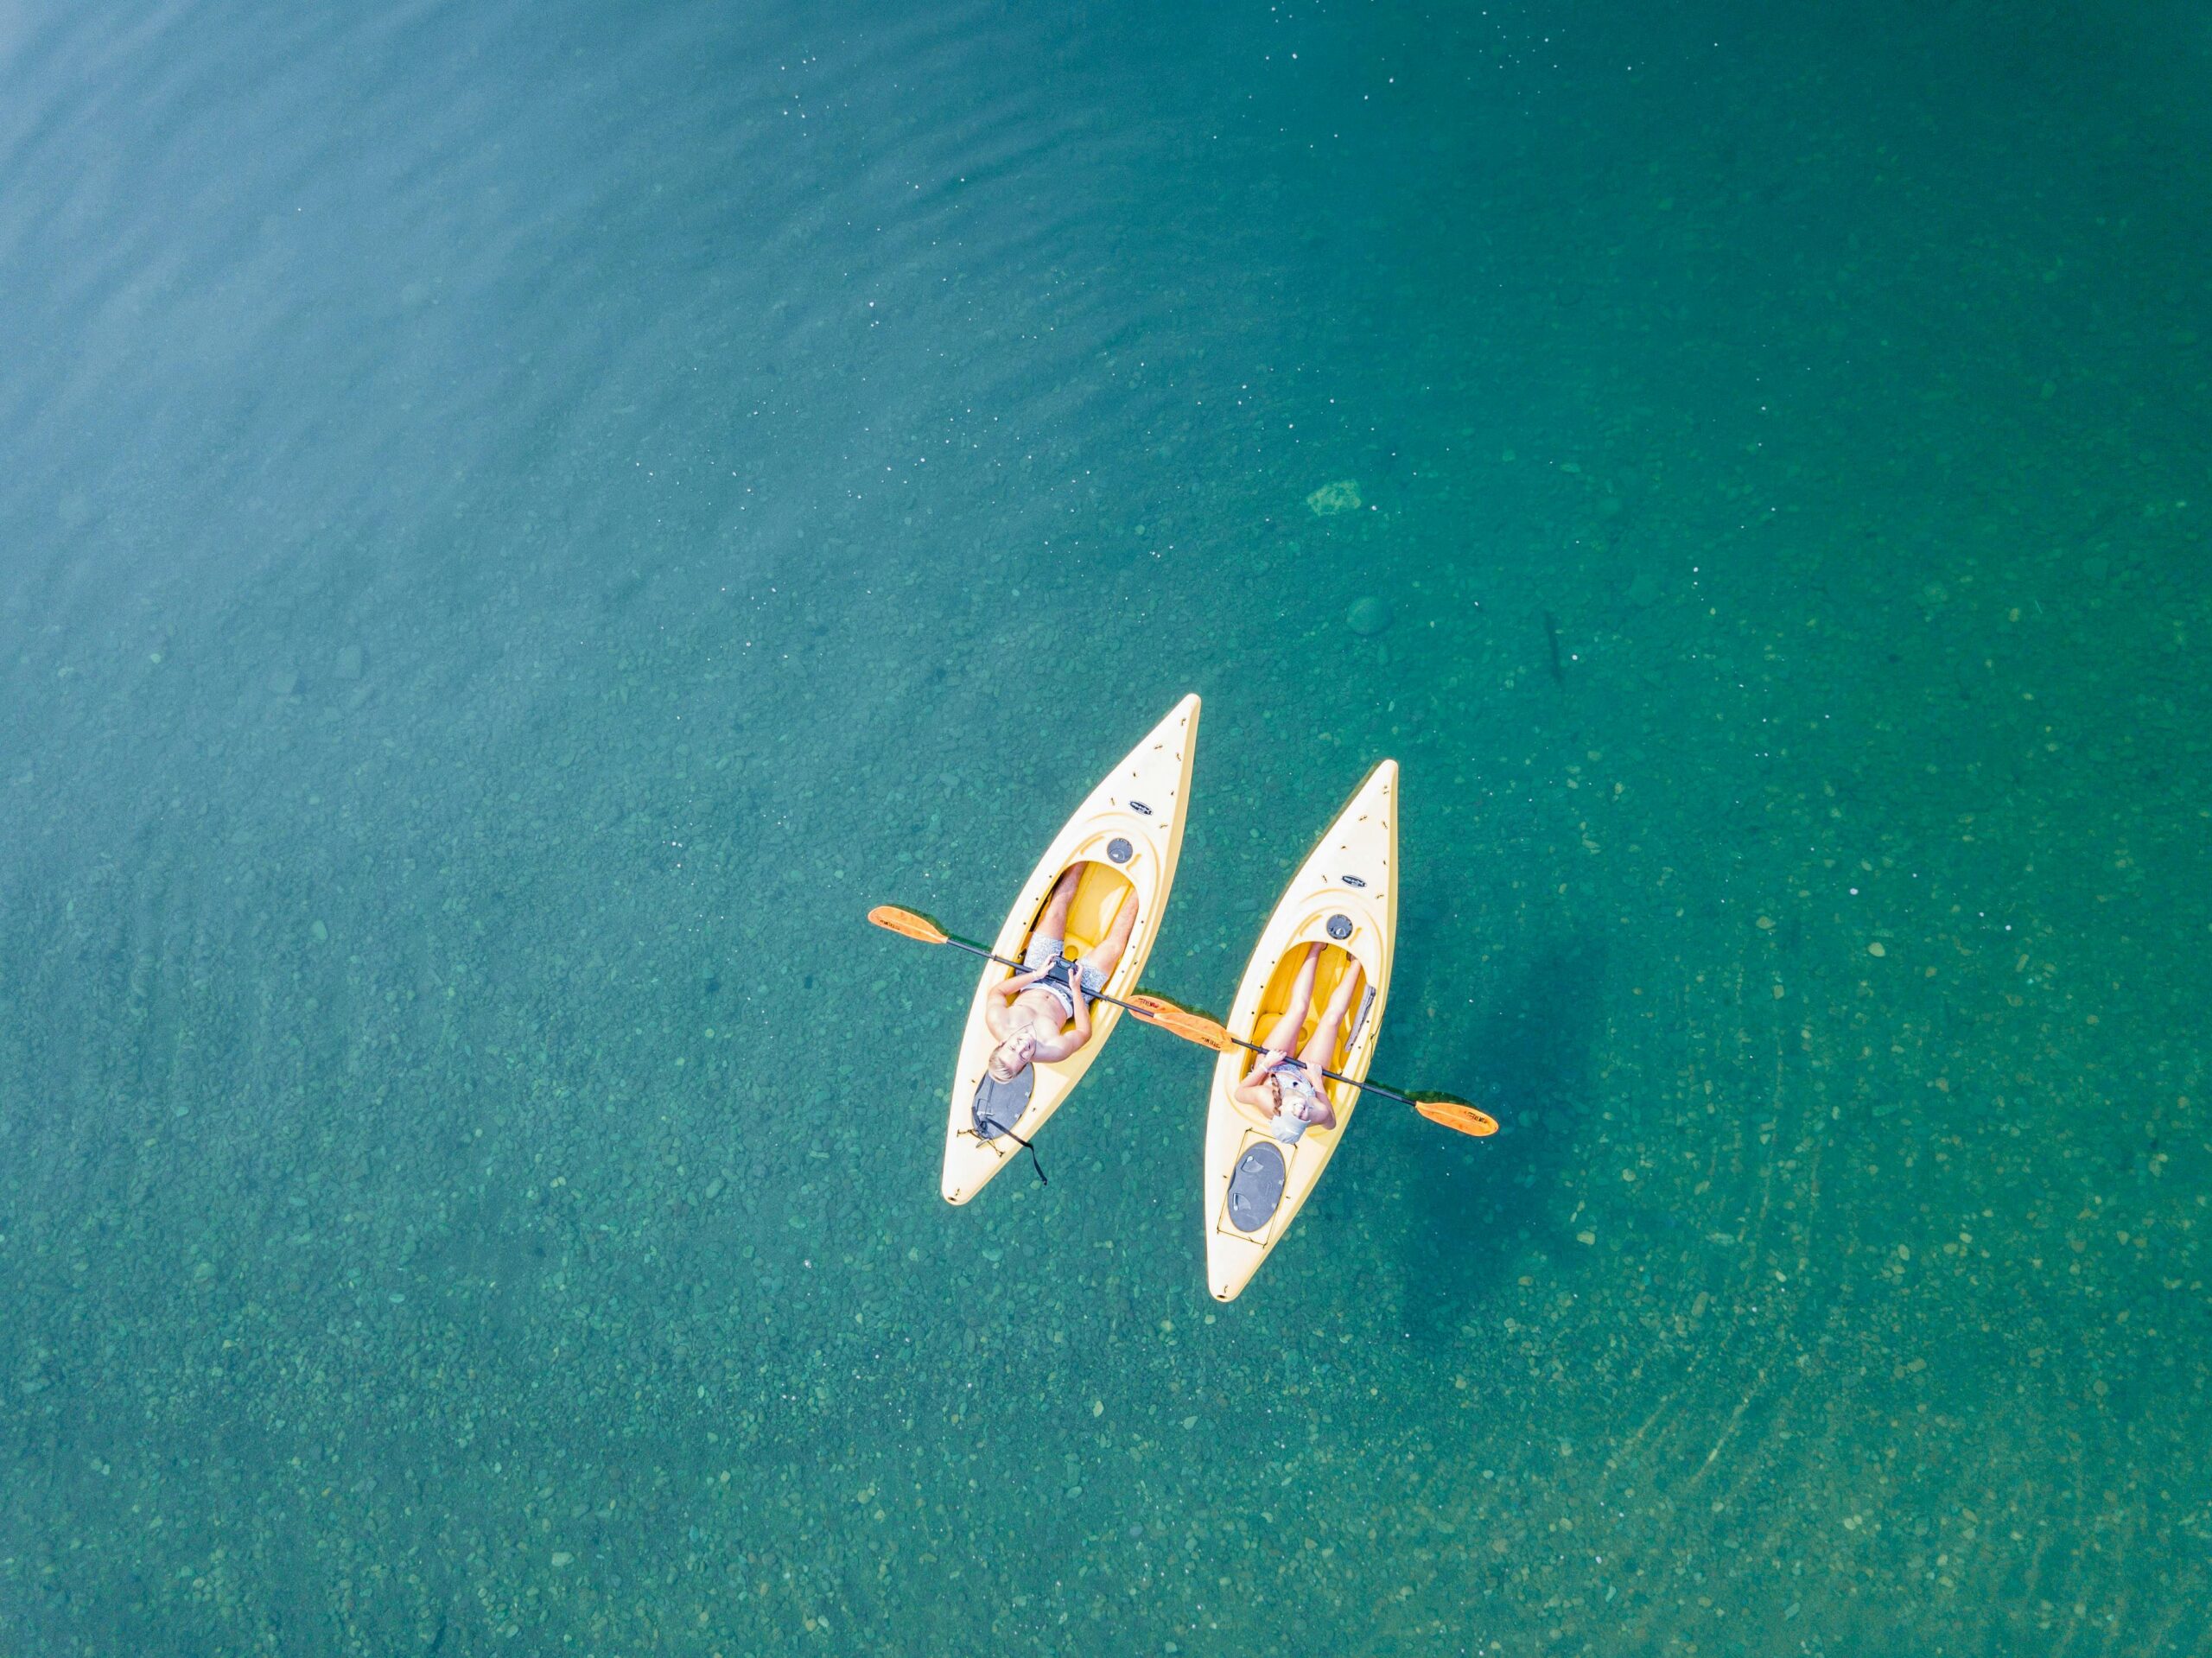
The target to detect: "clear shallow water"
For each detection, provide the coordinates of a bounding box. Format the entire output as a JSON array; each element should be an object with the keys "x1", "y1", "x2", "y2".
[{"x1": 3, "y1": 0, "x2": 2209, "y2": 1652}]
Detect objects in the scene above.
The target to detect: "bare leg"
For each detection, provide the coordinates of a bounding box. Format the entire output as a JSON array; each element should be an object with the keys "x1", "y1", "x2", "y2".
[
  {"x1": 1299, "y1": 958, "x2": 1363, "y2": 1071},
  {"x1": 1035, "y1": 863, "x2": 1083, "y2": 944},
  {"x1": 1077, "y1": 880, "x2": 1141, "y2": 980},
  {"x1": 1258, "y1": 941, "x2": 1325, "y2": 1054}
]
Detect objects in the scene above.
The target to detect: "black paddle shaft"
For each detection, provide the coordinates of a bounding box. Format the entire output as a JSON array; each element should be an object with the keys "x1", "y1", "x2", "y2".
[
  {"x1": 934, "y1": 931, "x2": 1150, "y2": 1021},
  {"x1": 1225, "y1": 1032, "x2": 1424, "y2": 1111}
]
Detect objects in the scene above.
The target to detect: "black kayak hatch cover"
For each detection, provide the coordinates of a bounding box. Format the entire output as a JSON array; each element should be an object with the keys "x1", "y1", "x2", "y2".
[
  {"x1": 972, "y1": 1067, "x2": 1035, "y2": 1140},
  {"x1": 1225, "y1": 1140, "x2": 1287, "y2": 1234}
]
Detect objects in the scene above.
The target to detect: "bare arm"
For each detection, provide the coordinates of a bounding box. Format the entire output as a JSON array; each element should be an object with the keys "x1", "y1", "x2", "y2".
[
  {"x1": 1031, "y1": 1025, "x2": 1086, "y2": 1064},
  {"x1": 1231, "y1": 1051, "x2": 1285, "y2": 1110},
  {"x1": 986, "y1": 967, "x2": 1050, "y2": 1034},
  {"x1": 990, "y1": 966, "x2": 1050, "y2": 1005}
]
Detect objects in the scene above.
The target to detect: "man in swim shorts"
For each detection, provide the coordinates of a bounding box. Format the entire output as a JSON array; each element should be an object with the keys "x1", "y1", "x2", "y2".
[{"x1": 984, "y1": 863, "x2": 1140, "y2": 1083}]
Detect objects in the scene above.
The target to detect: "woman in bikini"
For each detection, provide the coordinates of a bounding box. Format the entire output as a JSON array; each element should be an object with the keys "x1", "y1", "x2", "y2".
[
  {"x1": 1230, "y1": 940, "x2": 1363, "y2": 1143},
  {"x1": 983, "y1": 863, "x2": 1140, "y2": 1083}
]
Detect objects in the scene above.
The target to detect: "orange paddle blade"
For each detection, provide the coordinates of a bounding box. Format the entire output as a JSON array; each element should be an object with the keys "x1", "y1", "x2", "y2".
[
  {"x1": 867, "y1": 905, "x2": 949, "y2": 945},
  {"x1": 1124, "y1": 994, "x2": 1235, "y2": 1052},
  {"x1": 1414, "y1": 1099, "x2": 1500, "y2": 1138}
]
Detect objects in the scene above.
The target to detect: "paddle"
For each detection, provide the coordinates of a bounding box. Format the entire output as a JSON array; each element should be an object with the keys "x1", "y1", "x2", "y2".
[
  {"x1": 1122, "y1": 993, "x2": 1500, "y2": 1140},
  {"x1": 866, "y1": 905, "x2": 1159, "y2": 1021}
]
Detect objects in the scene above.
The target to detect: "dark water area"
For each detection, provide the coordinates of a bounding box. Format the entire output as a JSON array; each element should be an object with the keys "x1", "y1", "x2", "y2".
[{"x1": 3, "y1": 0, "x2": 2209, "y2": 1652}]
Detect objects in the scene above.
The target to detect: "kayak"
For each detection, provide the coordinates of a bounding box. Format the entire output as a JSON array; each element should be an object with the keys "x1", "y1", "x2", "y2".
[
  {"x1": 942, "y1": 694, "x2": 1200, "y2": 1204},
  {"x1": 1201, "y1": 759, "x2": 1397, "y2": 1301}
]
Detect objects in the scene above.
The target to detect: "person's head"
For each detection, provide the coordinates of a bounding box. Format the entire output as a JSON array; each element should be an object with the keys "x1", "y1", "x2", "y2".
[{"x1": 987, "y1": 1031, "x2": 1039, "y2": 1083}]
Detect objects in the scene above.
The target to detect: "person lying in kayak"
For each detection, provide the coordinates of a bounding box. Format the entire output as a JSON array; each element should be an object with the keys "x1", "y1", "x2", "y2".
[
  {"x1": 984, "y1": 863, "x2": 1141, "y2": 1083},
  {"x1": 1230, "y1": 940, "x2": 1363, "y2": 1143}
]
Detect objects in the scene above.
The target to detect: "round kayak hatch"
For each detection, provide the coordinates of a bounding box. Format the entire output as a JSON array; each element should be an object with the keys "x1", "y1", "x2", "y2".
[
  {"x1": 1326, "y1": 913, "x2": 1353, "y2": 940},
  {"x1": 1107, "y1": 836, "x2": 1134, "y2": 864},
  {"x1": 972, "y1": 1068, "x2": 1035, "y2": 1140},
  {"x1": 1225, "y1": 1141, "x2": 1288, "y2": 1234}
]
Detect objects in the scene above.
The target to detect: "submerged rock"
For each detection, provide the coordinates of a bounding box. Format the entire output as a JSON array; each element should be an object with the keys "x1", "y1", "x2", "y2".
[
  {"x1": 1347, "y1": 595, "x2": 1394, "y2": 637},
  {"x1": 1306, "y1": 479, "x2": 1362, "y2": 516}
]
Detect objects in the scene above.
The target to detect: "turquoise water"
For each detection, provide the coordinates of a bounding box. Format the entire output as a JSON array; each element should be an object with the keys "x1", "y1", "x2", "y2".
[{"x1": 4, "y1": 0, "x2": 2210, "y2": 1651}]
